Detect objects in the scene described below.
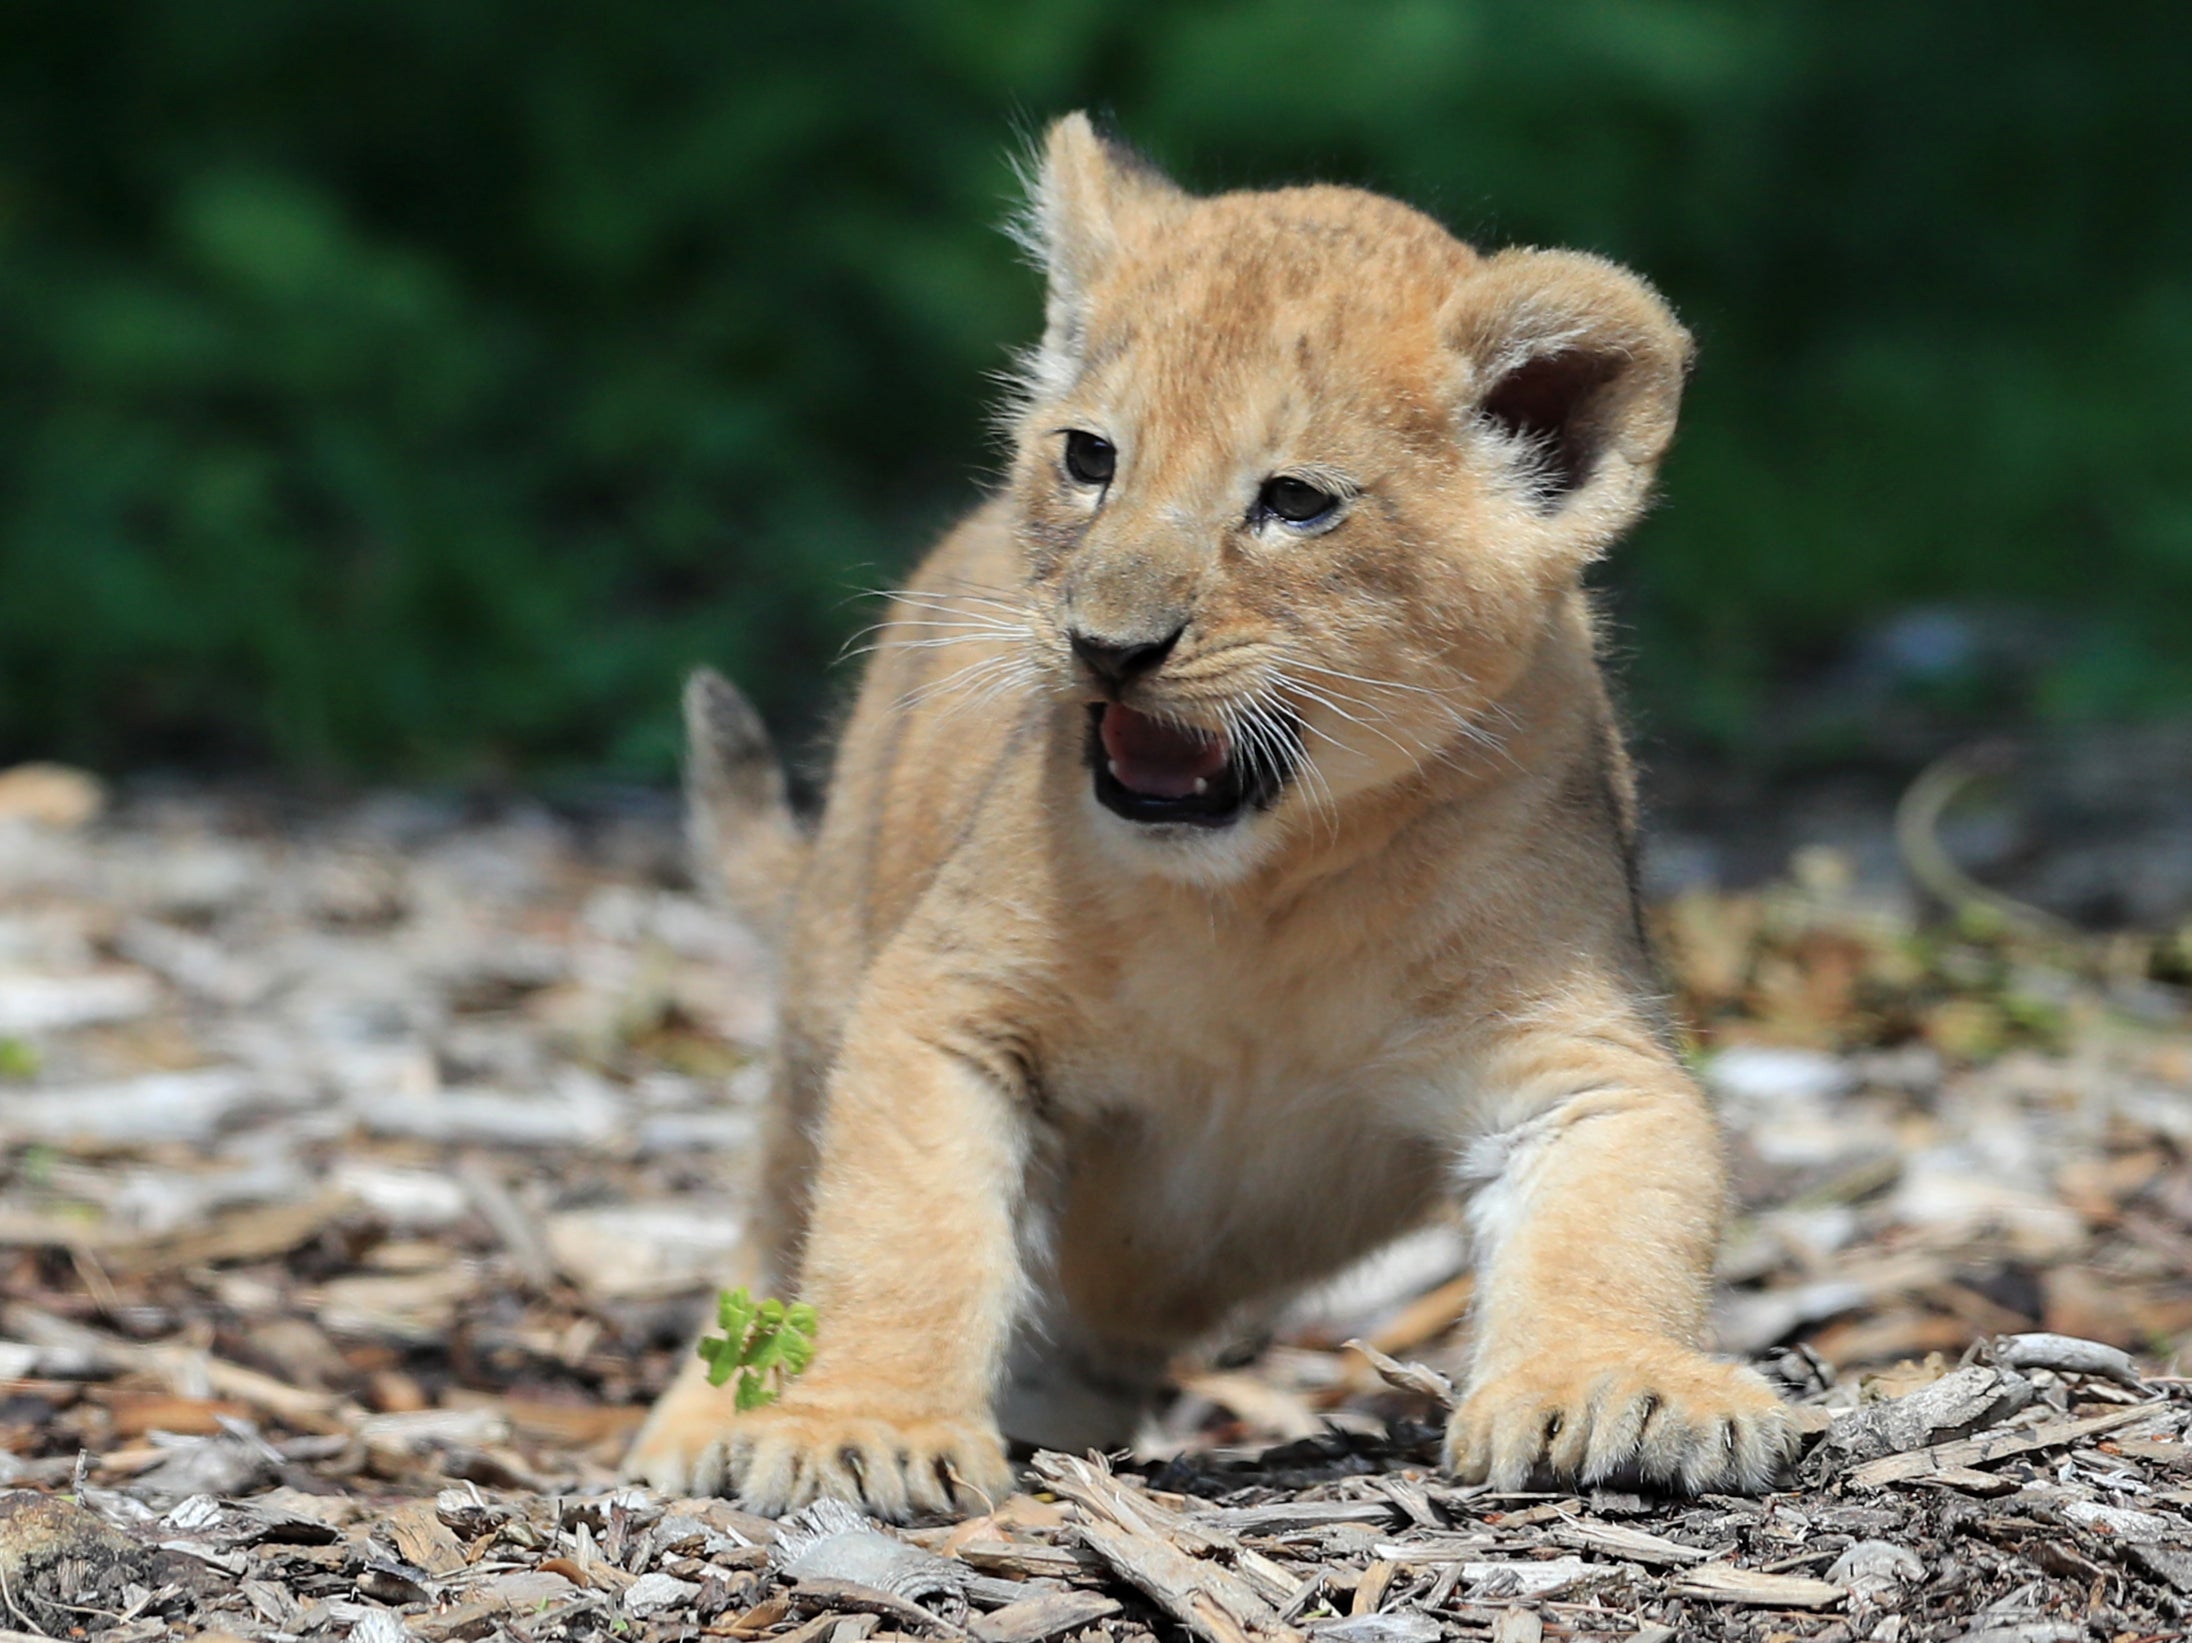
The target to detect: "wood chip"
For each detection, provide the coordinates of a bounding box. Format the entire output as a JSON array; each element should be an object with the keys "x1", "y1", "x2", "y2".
[
  {"x1": 1350, "y1": 1560, "x2": 1396, "y2": 1616},
  {"x1": 1665, "y1": 1564, "x2": 1846, "y2": 1608},
  {"x1": 92, "y1": 1390, "x2": 254, "y2": 1439},
  {"x1": 381, "y1": 1498, "x2": 469, "y2": 1577},
  {"x1": 969, "y1": 1590, "x2": 1123, "y2": 1643},
  {"x1": 1915, "y1": 1464, "x2": 2022, "y2": 1496},
  {"x1": 787, "y1": 1575, "x2": 972, "y2": 1639},
  {"x1": 775, "y1": 1610, "x2": 866, "y2": 1643},
  {"x1": 412, "y1": 1597, "x2": 504, "y2": 1640},
  {"x1": 1369, "y1": 1535, "x2": 1501, "y2": 1563},
  {"x1": 1994, "y1": 1331, "x2": 2146, "y2": 1386},
  {"x1": 775, "y1": 1504, "x2": 968, "y2": 1617},
  {"x1": 1546, "y1": 1518, "x2": 1710, "y2": 1565},
  {"x1": 2125, "y1": 1544, "x2": 2192, "y2": 1597},
  {"x1": 1820, "y1": 1364, "x2": 2035, "y2": 1463},
  {"x1": 723, "y1": 1594, "x2": 792, "y2": 1635},
  {"x1": 1205, "y1": 1502, "x2": 1399, "y2": 1537},
  {"x1": 1312, "y1": 1615, "x2": 1439, "y2": 1643},
  {"x1": 1343, "y1": 1341, "x2": 1454, "y2": 1408},
  {"x1": 1032, "y1": 1453, "x2": 1306, "y2": 1643},
  {"x1": 3, "y1": 1301, "x2": 362, "y2": 1432},
  {"x1": 104, "y1": 1192, "x2": 355, "y2": 1275},
  {"x1": 1844, "y1": 1402, "x2": 2165, "y2": 1488},
  {"x1": 2112, "y1": 1436, "x2": 2189, "y2": 1467},
  {"x1": 1449, "y1": 1559, "x2": 1598, "y2": 1599},
  {"x1": 952, "y1": 1540, "x2": 1104, "y2": 1582}
]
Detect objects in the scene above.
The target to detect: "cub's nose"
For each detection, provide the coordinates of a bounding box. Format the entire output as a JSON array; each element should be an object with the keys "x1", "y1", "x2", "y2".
[{"x1": 1068, "y1": 625, "x2": 1183, "y2": 692}]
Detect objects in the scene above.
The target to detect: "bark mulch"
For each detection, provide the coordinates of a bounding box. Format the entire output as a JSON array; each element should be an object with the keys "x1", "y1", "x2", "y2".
[{"x1": 1, "y1": 770, "x2": 2188, "y2": 1642}]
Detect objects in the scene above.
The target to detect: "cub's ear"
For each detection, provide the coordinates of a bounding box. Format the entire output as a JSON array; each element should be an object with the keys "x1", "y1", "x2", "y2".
[
  {"x1": 1015, "y1": 113, "x2": 1182, "y2": 394},
  {"x1": 1448, "y1": 248, "x2": 1694, "y2": 551}
]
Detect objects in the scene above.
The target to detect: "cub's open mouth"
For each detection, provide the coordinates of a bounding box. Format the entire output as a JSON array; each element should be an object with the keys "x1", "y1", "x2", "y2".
[{"x1": 1086, "y1": 703, "x2": 1298, "y2": 827}]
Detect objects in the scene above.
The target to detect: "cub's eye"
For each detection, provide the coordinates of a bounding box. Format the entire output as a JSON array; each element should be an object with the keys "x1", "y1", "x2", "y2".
[
  {"x1": 1259, "y1": 475, "x2": 1339, "y2": 526},
  {"x1": 1063, "y1": 431, "x2": 1116, "y2": 486}
]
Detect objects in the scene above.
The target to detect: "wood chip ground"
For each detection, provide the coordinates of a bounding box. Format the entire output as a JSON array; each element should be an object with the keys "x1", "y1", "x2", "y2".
[{"x1": 2, "y1": 780, "x2": 2189, "y2": 1641}]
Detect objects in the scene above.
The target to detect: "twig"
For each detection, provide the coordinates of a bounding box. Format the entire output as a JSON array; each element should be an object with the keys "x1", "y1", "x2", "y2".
[
  {"x1": 1895, "y1": 743, "x2": 2075, "y2": 938},
  {"x1": 0, "y1": 1552, "x2": 47, "y2": 1638}
]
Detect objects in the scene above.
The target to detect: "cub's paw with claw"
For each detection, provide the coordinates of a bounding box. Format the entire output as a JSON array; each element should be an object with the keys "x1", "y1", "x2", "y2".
[
  {"x1": 624, "y1": 1355, "x2": 745, "y2": 1496},
  {"x1": 1446, "y1": 1340, "x2": 1794, "y2": 1495},
  {"x1": 690, "y1": 1396, "x2": 1013, "y2": 1521}
]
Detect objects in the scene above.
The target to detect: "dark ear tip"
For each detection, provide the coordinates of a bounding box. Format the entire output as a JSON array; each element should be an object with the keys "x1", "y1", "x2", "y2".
[
  {"x1": 683, "y1": 665, "x2": 737, "y2": 724},
  {"x1": 1083, "y1": 109, "x2": 1139, "y2": 162},
  {"x1": 1054, "y1": 108, "x2": 1175, "y2": 192},
  {"x1": 684, "y1": 668, "x2": 772, "y2": 765}
]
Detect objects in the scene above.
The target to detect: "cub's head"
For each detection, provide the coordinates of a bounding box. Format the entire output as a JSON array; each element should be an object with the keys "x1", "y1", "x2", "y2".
[{"x1": 999, "y1": 114, "x2": 1690, "y2": 882}]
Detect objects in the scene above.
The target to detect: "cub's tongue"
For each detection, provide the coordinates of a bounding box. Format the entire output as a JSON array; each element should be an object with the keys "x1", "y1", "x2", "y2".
[{"x1": 1099, "y1": 705, "x2": 1229, "y2": 800}]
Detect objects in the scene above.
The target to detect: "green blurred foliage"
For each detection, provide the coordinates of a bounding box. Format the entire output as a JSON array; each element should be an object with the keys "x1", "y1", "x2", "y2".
[{"x1": 1, "y1": 0, "x2": 2186, "y2": 777}]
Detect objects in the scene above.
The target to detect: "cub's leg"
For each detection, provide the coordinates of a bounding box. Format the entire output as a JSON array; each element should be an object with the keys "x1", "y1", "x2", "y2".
[
  {"x1": 1446, "y1": 1008, "x2": 1793, "y2": 1493},
  {"x1": 624, "y1": 1255, "x2": 768, "y2": 1493},
  {"x1": 683, "y1": 954, "x2": 1030, "y2": 1519},
  {"x1": 623, "y1": 1057, "x2": 818, "y2": 1493}
]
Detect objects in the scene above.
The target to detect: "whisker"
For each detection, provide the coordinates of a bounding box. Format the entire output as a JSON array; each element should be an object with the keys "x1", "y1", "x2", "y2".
[
  {"x1": 1286, "y1": 657, "x2": 1466, "y2": 702},
  {"x1": 855, "y1": 617, "x2": 1023, "y2": 633},
  {"x1": 884, "y1": 632, "x2": 1031, "y2": 652},
  {"x1": 1278, "y1": 705, "x2": 1340, "y2": 838},
  {"x1": 881, "y1": 584, "x2": 1030, "y2": 613},
  {"x1": 893, "y1": 652, "x2": 1023, "y2": 714},
  {"x1": 1278, "y1": 672, "x2": 1430, "y2": 768},
  {"x1": 836, "y1": 617, "x2": 1024, "y2": 662},
  {"x1": 1283, "y1": 655, "x2": 1518, "y2": 769},
  {"x1": 1251, "y1": 694, "x2": 1338, "y2": 843},
  {"x1": 939, "y1": 657, "x2": 1046, "y2": 730}
]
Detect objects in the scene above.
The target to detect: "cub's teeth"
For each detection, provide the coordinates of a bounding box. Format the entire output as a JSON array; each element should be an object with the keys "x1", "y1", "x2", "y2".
[
  {"x1": 1192, "y1": 777, "x2": 1209, "y2": 795},
  {"x1": 1108, "y1": 760, "x2": 1124, "y2": 780}
]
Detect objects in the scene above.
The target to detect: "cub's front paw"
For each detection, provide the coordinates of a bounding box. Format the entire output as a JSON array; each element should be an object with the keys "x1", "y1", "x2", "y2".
[
  {"x1": 1445, "y1": 1341, "x2": 1793, "y2": 1495},
  {"x1": 691, "y1": 1397, "x2": 1013, "y2": 1521},
  {"x1": 625, "y1": 1354, "x2": 743, "y2": 1495}
]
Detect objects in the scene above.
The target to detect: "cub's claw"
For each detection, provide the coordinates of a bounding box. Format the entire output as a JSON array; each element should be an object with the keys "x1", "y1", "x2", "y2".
[
  {"x1": 691, "y1": 1400, "x2": 1013, "y2": 1521},
  {"x1": 624, "y1": 1353, "x2": 744, "y2": 1496},
  {"x1": 1445, "y1": 1342, "x2": 1794, "y2": 1495}
]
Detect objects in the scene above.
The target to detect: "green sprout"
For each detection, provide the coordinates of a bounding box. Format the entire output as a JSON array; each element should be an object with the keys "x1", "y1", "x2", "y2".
[{"x1": 697, "y1": 1287, "x2": 818, "y2": 1410}]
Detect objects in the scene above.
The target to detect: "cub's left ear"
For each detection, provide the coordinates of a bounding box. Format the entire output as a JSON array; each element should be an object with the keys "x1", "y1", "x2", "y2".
[
  {"x1": 1447, "y1": 248, "x2": 1694, "y2": 550},
  {"x1": 1015, "y1": 113, "x2": 1183, "y2": 399}
]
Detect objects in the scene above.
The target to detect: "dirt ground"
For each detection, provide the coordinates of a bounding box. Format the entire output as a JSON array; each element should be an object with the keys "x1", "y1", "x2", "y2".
[{"x1": 1, "y1": 765, "x2": 2188, "y2": 1642}]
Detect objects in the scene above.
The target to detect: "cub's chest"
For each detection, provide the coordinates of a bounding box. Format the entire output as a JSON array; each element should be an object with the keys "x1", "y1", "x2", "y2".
[
  {"x1": 1045, "y1": 928, "x2": 1423, "y2": 1124},
  {"x1": 1036, "y1": 948, "x2": 1453, "y2": 1340}
]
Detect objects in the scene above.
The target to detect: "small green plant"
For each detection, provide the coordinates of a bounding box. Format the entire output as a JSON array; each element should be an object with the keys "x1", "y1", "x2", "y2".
[
  {"x1": 0, "y1": 1038, "x2": 39, "y2": 1079},
  {"x1": 697, "y1": 1287, "x2": 817, "y2": 1411}
]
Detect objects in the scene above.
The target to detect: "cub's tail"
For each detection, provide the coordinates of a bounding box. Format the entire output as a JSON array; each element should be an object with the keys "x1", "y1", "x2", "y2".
[{"x1": 682, "y1": 668, "x2": 809, "y2": 944}]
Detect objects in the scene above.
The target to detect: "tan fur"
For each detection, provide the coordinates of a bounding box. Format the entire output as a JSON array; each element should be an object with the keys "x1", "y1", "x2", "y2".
[{"x1": 626, "y1": 114, "x2": 1792, "y2": 1514}]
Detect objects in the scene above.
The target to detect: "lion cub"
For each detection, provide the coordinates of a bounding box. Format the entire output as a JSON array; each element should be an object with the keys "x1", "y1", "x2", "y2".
[{"x1": 626, "y1": 114, "x2": 1792, "y2": 1515}]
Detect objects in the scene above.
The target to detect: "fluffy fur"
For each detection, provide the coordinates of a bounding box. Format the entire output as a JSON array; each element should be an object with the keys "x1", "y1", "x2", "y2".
[{"x1": 625, "y1": 114, "x2": 1793, "y2": 1515}]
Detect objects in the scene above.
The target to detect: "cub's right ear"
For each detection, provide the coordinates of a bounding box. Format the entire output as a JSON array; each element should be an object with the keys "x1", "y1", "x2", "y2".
[
  {"x1": 1447, "y1": 249, "x2": 1694, "y2": 559},
  {"x1": 1014, "y1": 113, "x2": 1182, "y2": 397}
]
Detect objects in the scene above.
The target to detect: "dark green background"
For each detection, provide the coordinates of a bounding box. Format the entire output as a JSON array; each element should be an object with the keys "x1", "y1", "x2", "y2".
[{"x1": 3, "y1": 1, "x2": 2186, "y2": 779}]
